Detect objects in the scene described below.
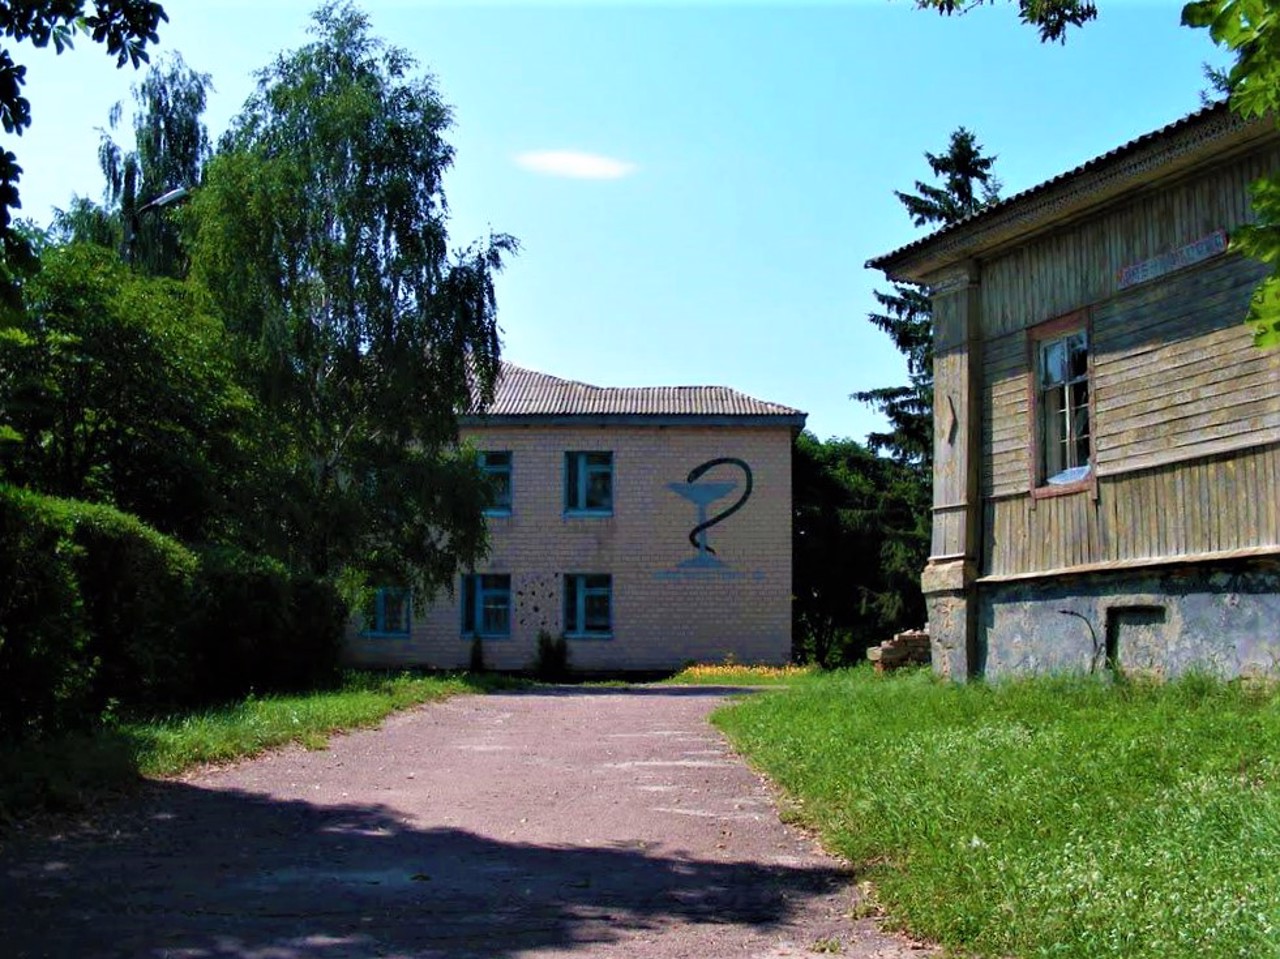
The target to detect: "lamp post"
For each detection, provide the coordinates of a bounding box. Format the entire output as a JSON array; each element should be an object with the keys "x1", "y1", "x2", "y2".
[{"x1": 125, "y1": 186, "x2": 192, "y2": 268}]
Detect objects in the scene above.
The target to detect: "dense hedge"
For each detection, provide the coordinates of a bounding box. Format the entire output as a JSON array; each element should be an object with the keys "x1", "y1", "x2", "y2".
[
  {"x1": 188, "y1": 546, "x2": 346, "y2": 702},
  {"x1": 0, "y1": 485, "x2": 196, "y2": 739},
  {"x1": 0, "y1": 486, "x2": 348, "y2": 741}
]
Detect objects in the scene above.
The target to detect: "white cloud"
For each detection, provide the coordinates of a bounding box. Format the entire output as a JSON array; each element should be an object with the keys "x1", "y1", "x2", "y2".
[{"x1": 515, "y1": 150, "x2": 637, "y2": 180}]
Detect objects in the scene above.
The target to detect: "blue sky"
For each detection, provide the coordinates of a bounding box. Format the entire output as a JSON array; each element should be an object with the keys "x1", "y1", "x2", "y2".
[{"x1": 17, "y1": 1, "x2": 1225, "y2": 441}]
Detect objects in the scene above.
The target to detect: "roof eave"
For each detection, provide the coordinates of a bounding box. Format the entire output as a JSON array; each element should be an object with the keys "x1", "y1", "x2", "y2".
[
  {"x1": 458, "y1": 412, "x2": 808, "y2": 430},
  {"x1": 867, "y1": 103, "x2": 1275, "y2": 285}
]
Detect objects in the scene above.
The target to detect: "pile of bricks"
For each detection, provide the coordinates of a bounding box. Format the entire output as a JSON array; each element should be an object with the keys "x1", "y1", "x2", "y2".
[{"x1": 866, "y1": 629, "x2": 931, "y2": 672}]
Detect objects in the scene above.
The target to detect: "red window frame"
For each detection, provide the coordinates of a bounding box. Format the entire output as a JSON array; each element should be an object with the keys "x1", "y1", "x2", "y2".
[{"x1": 1027, "y1": 309, "x2": 1096, "y2": 500}]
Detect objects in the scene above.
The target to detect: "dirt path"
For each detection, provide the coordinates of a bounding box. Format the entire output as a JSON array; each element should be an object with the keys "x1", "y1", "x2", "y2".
[{"x1": 1, "y1": 687, "x2": 932, "y2": 958}]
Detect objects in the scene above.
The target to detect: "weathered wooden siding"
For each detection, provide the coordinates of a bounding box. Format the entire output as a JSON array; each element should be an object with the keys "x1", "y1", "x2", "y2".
[
  {"x1": 982, "y1": 254, "x2": 1279, "y2": 500},
  {"x1": 1093, "y1": 254, "x2": 1279, "y2": 473},
  {"x1": 982, "y1": 442, "x2": 1280, "y2": 576},
  {"x1": 969, "y1": 138, "x2": 1280, "y2": 576},
  {"x1": 929, "y1": 280, "x2": 981, "y2": 561},
  {"x1": 980, "y1": 145, "x2": 1279, "y2": 337},
  {"x1": 980, "y1": 329, "x2": 1029, "y2": 498}
]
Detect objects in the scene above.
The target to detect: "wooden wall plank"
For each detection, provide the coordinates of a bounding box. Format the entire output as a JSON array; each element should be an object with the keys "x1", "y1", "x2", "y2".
[
  {"x1": 971, "y1": 137, "x2": 1280, "y2": 578},
  {"x1": 980, "y1": 443, "x2": 1280, "y2": 575},
  {"x1": 978, "y1": 144, "x2": 1280, "y2": 339}
]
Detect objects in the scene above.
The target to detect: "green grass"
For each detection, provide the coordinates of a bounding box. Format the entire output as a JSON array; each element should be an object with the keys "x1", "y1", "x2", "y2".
[
  {"x1": 713, "y1": 667, "x2": 1280, "y2": 959},
  {"x1": 0, "y1": 670, "x2": 522, "y2": 820}
]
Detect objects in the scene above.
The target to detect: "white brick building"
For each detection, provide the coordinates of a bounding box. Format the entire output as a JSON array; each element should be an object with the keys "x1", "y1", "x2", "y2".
[{"x1": 346, "y1": 363, "x2": 806, "y2": 673}]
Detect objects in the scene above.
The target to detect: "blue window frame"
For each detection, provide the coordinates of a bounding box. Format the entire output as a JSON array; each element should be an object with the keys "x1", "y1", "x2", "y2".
[
  {"x1": 365, "y1": 587, "x2": 411, "y2": 638},
  {"x1": 462, "y1": 574, "x2": 512, "y2": 637},
  {"x1": 564, "y1": 451, "x2": 613, "y2": 514},
  {"x1": 564, "y1": 574, "x2": 612, "y2": 637},
  {"x1": 480, "y1": 451, "x2": 512, "y2": 515}
]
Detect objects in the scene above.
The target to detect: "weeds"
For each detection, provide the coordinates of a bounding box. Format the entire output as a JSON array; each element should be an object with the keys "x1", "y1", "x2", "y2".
[
  {"x1": 664, "y1": 662, "x2": 817, "y2": 686},
  {"x1": 715, "y1": 667, "x2": 1280, "y2": 959},
  {"x1": 534, "y1": 630, "x2": 570, "y2": 682}
]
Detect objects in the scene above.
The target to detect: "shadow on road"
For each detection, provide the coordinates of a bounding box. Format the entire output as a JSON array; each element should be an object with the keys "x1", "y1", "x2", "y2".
[{"x1": 2, "y1": 776, "x2": 850, "y2": 958}]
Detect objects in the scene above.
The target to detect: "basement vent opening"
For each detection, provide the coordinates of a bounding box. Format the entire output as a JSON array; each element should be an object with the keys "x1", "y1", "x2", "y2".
[{"x1": 1104, "y1": 605, "x2": 1167, "y2": 673}]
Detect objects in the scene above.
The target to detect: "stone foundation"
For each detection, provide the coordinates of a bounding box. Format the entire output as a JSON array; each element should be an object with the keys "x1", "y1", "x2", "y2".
[{"x1": 976, "y1": 558, "x2": 1280, "y2": 679}]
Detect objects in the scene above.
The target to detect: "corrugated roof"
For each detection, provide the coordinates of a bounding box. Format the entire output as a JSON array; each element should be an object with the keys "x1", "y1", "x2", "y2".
[
  {"x1": 469, "y1": 362, "x2": 805, "y2": 420},
  {"x1": 867, "y1": 100, "x2": 1247, "y2": 275}
]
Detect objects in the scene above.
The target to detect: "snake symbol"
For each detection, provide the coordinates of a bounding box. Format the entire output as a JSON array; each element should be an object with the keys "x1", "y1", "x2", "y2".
[{"x1": 685, "y1": 457, "x2": 753, "y2": 555}]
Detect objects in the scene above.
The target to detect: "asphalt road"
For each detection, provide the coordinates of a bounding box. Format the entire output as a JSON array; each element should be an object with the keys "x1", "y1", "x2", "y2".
[{"x1": 0, "y1": 686, "x2": 934, "y2": 958}]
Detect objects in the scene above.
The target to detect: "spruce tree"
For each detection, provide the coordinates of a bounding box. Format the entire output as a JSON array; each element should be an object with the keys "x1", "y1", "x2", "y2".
[
  {"x1": 855, "y1": 127, "x2": 1000, "y2": 471},
  {"x1": 823, "y1": 128, "x2": 1001, "y2": 647}
]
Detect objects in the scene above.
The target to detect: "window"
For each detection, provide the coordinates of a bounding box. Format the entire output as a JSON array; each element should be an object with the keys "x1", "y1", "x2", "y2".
[
  {"x1": 1033, "y1": 318, "x2": 1092, "y2": 490},
  {"x1": 462, "y1": 574, "x2": 512, "y2": 637},
  {"x1": 564, "y1": 574, "x2": 612, "y2": 637},
  {"x1": 480, "y1": 451, "x2": 512, "y2": 514},
  {"x1": 365, "y1": 587, "x2": 411, "y2": 637},
  {"x1": 564, "y1": 451, "x2": 613, "y2": 514}
]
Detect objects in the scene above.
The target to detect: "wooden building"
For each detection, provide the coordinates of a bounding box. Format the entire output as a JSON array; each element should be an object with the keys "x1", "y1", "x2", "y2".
[{"x1": 869, "y1": 103, "x2": 1280, "y2": 679}]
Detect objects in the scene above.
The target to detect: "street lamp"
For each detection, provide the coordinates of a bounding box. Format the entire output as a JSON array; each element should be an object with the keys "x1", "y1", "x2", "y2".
[{"x1": 125, "y1": 186, "x2": 192, "y2": 267}]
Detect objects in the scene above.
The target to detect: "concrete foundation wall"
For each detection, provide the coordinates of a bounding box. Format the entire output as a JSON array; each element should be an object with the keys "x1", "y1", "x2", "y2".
[{"x1": 977, "y1": 559, "x2": 1280, "y2": 679}]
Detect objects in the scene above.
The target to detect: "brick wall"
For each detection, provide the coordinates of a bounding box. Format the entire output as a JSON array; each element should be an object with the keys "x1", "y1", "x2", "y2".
[{"x1": 346, "y1": 423, "x2": 794, "y2": 672}]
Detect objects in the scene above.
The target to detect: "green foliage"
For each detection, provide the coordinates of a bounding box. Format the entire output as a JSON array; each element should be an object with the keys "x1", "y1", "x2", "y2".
[
  {"x1": 53, "y1": 53, "x2": 211, "y2": 276},
  {"x1": 0, "y1": 2, "x2": 168, "y2": 301},
  {"x1": 469, "y1": 634, "x2": 487, "y2": 673},
  {"x1": 856, "y1": 128, "x2": 1000, "y2": 471},
  {"x1": 0, "y1": 482, "x2": 349, "y2": 740},
  {"x1": 0, "y1": 483, "x2": 196, "y2": 740},
  {"x1": 1183, "y1": 0, "x2": 1280, "y2": 120},
  {"x1": 186, "y1": 546, "x2": 347, "y2": 703},
  {"x1": 185, "y1": 1, "x2": 516, "y2": 595},
  {"x1": 2, "y1": 242, "x2": 253, "y2": 539},
  {"x1": 716, "y1": 669, "x2": 1280, "y2": 959},
  {"x1": 0, "y1": 485, "x2": 92, "y2": 740},
  {"x1": 913, "y1": 0, "x2": 1097, "y2": 42},
  {"x1": 1183, "y1": 0, "x2": 1280, "y2": 349},
  {"x1": 534, "y1": 629, "x2": 570, "y2": 681},
  {"x1": 0, "y1": 4, "x2": 518, "y2": 751},
  {"x1": 893, "y1": 127, "x2": 1001, "y2": 229},
  {"x1": 56, "y1": 490, "x2": 200, "y2": 711},
  {"x1": 793, "y1": 433, "x2": 927, "y2": 666}
]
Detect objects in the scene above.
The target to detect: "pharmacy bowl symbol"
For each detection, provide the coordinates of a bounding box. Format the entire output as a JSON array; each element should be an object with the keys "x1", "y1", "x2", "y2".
[{"x1": 666, "y1": 480, "x2": 737, "y2": 569}]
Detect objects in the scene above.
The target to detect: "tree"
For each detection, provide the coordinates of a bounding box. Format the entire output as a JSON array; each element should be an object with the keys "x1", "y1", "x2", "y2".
[
  {"x1": 828, "y1": 131, "x2": 996, "y2": 663},
  {"x1": 854, "y1": 127, "x2": 1000, "y2": 470},
  {"x1": 792, "y1": 432, "x2": 927, "y2": 667},
  {"x1": 1183, "y1": 0, "x2": 1280, "y2": 348},
  {"x1": 912, "y1": 0, "x2": 1097, "y2": 42},
  {"x1": 0, "y1": 241, "x2": 252, "y2": 540},
  {"x1": 914, "y1": 0, "x2": 1280, "y2": 350},
  {"x1": 0, "y1": 2, "x2": 168, "y2": 296},
  {"x1": 100, "y1": 53, "x2": 211, "y2": 276},
  {"x1": 52, "y1": 53, "x2": 211, "y2": 278},
  {"x1": 185, "y1": 1, "x2": 516, "y2": 598}
]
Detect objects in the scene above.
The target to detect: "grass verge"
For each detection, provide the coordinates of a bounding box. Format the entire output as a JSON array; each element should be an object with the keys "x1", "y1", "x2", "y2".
[
  {"x1": 0, "y1": 670, "x2": 521, "y2": 821},
  {"x1": 713, "y1": 666, "x2": 1280, "y2": 959}
]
